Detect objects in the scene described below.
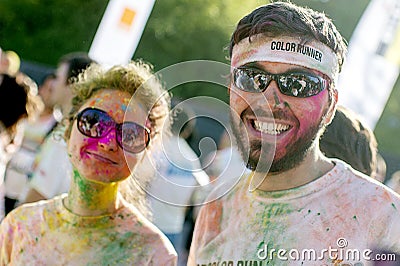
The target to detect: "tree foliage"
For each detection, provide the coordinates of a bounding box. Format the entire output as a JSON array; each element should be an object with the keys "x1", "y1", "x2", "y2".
[
  {"x1": 0, "y1": 0, "x2": 263, "y2": 100},
  {"x1": 0, "y1": 0, "x2": 107, "y2": 65}
]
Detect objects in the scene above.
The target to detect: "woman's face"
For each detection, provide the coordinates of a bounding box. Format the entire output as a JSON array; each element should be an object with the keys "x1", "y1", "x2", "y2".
[{"x1": 67, "y1": 89, "x2": 148, "y2": 183}]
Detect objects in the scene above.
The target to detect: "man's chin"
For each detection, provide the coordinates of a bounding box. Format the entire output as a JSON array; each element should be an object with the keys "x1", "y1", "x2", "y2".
[
  {"x1": 245, "y1": 157, "x2": 271, "y2": 173},
  {"x1": 245, "y1": 147, "x2": 308, "y2": 173},
  {"x1": 245, "y1": 158, "x2": 296, "y2": 174}
]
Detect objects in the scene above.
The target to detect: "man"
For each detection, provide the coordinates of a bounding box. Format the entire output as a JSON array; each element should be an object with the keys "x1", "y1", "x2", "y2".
[
  {"x1": 18, "y1": 52, "x2": 94, "y2": 204},
  {"x1": 189, "y1": 2, "x2": 400, "y2": 265}
]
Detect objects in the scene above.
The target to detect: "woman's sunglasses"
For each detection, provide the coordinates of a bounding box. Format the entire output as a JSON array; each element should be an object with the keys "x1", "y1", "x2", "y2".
[
  {"x1": 75, "y1": 107, "x2": 150, "y2": 154},
  {"x1": 232, "y1": 67, "x2": 329, "y2": 98}
]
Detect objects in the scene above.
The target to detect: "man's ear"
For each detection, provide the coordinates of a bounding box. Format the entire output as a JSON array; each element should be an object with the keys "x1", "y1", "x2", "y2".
[{"x1": 323, "y1": 88, "x2": 338, "y2": 125}]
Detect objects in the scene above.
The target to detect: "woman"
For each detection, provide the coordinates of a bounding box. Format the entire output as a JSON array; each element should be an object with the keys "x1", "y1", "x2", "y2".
[{"x1": 0, "y1": 61, "x2": 177, "y2": 265}]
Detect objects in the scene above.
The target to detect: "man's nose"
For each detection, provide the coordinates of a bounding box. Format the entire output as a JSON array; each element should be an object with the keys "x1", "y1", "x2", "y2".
[{"x1": 261, "y1": 80, "x2": 286, "y2": 108}]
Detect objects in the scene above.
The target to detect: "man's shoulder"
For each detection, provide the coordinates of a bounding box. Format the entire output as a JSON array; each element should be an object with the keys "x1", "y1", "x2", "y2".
[
  {"x1": 333, "y1": 159, "x2": 400, "y2": 210},
  {"x1": 205, "y1": 171, "x2": 251, "y2": 203},
  {"x1": 332, "y1": 159, "x2": 383, "y2": 186}
]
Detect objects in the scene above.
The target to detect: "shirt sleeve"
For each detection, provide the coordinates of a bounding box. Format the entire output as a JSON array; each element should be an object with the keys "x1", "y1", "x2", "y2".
[{"x1": 188, "y1": 199, "x2": 223, "y2": 265}]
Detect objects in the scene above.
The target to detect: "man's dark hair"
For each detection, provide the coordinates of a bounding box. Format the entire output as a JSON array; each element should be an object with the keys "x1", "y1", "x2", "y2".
[
  {"x1": 228, "y1": 1, "x2": 347, "y2": 71},
  {"x1": 59, "y1": 52, "x2": 95, "y2": 85},
  {"x1": 39, "y1": 71, "x2": 56, "y2": 87}
]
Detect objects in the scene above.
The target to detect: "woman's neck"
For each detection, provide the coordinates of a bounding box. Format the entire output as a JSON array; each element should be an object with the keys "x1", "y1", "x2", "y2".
[{"x1": 64, "y1": 169, "x2": 121, "y2": 217}]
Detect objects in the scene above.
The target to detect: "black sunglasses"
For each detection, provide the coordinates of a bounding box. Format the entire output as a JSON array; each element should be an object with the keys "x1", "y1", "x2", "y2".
[
  {"x1": 75, "y1": 107, "x2": 150, "y2": 154},
  {"x1": 232, "y1": 68, "x2": 329, "y2": 98}
]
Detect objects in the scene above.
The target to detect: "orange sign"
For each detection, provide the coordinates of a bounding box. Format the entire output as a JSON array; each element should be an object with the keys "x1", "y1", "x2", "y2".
[
  {"x1": 120, "y1": 8, "x2": 136, "y2": 27},
  {"x1": 89, "y1": 0, "x2": 156, "y2": 66}
]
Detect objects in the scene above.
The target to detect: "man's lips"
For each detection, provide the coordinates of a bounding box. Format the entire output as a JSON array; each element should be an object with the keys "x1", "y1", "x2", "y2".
[{"x1": 86, "y1": 151, "x2": 118, "y2": 164}]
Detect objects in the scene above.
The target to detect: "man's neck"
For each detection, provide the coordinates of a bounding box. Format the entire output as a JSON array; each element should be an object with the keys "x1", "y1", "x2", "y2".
[{"x1": 254, "y1": 148, "x2": 334, "y2": 192}]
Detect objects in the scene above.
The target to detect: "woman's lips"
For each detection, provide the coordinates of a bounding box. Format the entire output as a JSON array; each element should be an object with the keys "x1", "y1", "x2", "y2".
[{"x1": 86, "y1": 151, "x2": 118, "y2": 164}]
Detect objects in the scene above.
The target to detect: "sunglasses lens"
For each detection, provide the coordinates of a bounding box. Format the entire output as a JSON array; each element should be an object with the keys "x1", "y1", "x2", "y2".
[
  {"x1": 234, "y1": 68, "x2": 327, "y2": 97},
  {"x1": 77, "y1": 109, "x2": 112, "y2": 138},
  {"x1": 278, "y1": 73, "x2": 325, "y2": 97},
  {"x1": 118, "y1": 122, "x2": 150, "y2": 153},
  {"x1": 234, "y1": 69, "x2": 268, "y2": 93}
]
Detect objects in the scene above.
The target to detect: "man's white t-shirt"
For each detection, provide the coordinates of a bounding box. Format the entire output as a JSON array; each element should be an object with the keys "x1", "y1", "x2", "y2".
[{"x1": 189, "y1": 160, "x2": 400, "y2": 265}]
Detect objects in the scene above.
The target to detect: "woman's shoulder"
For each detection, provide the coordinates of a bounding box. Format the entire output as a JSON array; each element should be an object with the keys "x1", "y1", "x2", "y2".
[
  {"x1": 2, "y1": 196, "x2": 62, "y2": 229},
  {"x1": 119, "y1": 202, "x2": 168, "y2": 236}
]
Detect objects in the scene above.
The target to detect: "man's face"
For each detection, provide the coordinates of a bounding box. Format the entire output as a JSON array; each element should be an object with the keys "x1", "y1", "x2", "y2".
[
  {"x1": 230, "y1": 61, "x2": 334, "y2": 173},
  {"x1": 51, "y1": 62, "x2": 71, "y2": 107},
  {"x1": 38, "y1": 76, "x2": 56, "y2": 109}
]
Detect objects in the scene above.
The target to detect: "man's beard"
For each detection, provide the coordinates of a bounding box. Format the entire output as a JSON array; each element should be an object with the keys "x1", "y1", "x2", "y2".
[{"x1": 230, "y1": 110, "x2": 325, "y2": 173}]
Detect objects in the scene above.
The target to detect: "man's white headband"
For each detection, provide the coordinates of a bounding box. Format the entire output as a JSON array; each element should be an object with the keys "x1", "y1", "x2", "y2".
[{"x1": 231, "y1": 35, "x2": 339, "y2": 81}]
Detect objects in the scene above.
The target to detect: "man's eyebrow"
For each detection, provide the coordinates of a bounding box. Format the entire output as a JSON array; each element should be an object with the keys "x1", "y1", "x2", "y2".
[
  {"x1": 242, "y1": 62, "x2": 317, "y2": 75},
  {"x1": 242, "y1": 62, "x2": 263, "y2": 69}
]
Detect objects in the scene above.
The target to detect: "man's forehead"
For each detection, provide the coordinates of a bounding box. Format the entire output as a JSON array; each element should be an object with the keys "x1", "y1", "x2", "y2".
[{"x1": 231, "y1": 34, "x2": 339, "y2": 82}]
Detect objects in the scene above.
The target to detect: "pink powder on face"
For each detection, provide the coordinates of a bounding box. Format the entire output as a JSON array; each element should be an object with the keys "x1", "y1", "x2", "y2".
[
  {"x1": 76, "y1": 135, "x2": 123, "y2": 180},
  {"x1": 267, "y1": 88, "x2": 331, "y2": 165},
  {"x1": 85, "y1": 91, "x2": 131, "y2": 120},
  {"x1": 79, "y1": 139, "x2": 94, "y2": 159},
  {"x1": 81, "y1": 130, "x2": 118, "y2": 153}
]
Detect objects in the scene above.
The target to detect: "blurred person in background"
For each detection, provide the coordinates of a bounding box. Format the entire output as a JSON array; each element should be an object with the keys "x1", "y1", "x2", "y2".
[
  {"x1": 386, "y1": 170, "x2": 400, "y2": 194},
  {"x1": 0, "y1": 61, "x2": 177, "y2": 265},
  {"x1": 0, "y1": 51, "x2": 42, "y2": 219},
  {"x1": 202, "y1": 130, "x2": 247, "y2": 182},
  {"x1": 3, "y1": 71, "x2": 59, "y2": 215},
  {"x1": 148, "y1": 99, "x2": 209, "y2": 266},
  {"x1": 37, "y1": 71, "x2": 59, "y2": 121},
  {"x1": 319, "y1": 105, "x2": 384, "y2": 180},
  {"x1": 18, "y1": 52, "x2": 94, "y2": 205}
]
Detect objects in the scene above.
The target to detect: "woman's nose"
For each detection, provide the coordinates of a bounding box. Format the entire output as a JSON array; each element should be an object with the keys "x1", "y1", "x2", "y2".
[{"x1": 98, "y1": 128, "x2": 118, "y2": 152}]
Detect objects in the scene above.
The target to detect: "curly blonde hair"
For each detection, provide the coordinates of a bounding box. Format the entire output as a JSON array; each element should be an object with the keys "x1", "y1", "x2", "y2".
[{"x1": 66, "y1": 60, "x2": 171, "y2": 218}]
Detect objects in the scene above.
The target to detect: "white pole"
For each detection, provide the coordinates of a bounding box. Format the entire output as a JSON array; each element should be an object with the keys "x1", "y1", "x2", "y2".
[
  {"x1": 337, "y1": 0, "x2": 400, "y2": 129},
  {"x1": 89, "y1": 0, "x2": 156, "y2": 67}
]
